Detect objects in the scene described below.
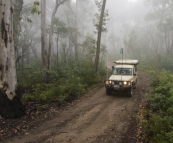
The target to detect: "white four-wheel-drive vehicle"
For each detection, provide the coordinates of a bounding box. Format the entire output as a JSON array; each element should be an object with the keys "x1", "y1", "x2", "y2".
[{"x1": 105, "y1": 59, "x2": 139, "y2": 97}]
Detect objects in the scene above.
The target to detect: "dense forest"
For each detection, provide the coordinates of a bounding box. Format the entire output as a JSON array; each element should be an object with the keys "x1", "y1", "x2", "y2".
[{"x1": 0, "y1": 0, "x2": 173, "y2": 142}]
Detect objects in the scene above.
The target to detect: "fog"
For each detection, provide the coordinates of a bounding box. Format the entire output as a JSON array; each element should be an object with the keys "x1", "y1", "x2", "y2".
[{"x1": 17, "y1": 0, "x2": 173, "y2": 70}]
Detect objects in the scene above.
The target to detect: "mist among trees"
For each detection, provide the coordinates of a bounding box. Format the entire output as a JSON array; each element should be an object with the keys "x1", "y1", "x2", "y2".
[
  {"x1": 10, "y1": 0, "x2": 173, "y2": 73},
  {"x1": 0, "y1": 0, "x2": 173, "y2": 119}
]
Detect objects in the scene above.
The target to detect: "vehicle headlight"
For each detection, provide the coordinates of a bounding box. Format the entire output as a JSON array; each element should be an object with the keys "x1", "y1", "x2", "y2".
[
  {"x1": 123, "y1": 81, "x2": 127, "y2": 85},
  {"x1": 106, "y1": 80, "x2": 111, "y2": 84},
  {"x1": 123, "y1": 81, "x2": 131, "y2": 85}
]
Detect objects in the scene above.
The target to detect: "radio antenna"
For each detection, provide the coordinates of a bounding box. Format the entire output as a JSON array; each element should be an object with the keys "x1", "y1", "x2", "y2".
[{"x1": 120, "y1": 48, "x2": 123, "y2": 81}]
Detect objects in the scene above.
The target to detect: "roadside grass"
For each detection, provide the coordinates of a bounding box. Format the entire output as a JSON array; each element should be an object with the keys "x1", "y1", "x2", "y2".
[{"x1": 137, "y1": 67, "x2": 173, "y2": 143}]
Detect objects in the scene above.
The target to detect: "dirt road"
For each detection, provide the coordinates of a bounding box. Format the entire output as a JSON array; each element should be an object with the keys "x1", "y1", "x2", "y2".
[{"x1": 3, "y1": 72, "x2": 149, "y2": 143}]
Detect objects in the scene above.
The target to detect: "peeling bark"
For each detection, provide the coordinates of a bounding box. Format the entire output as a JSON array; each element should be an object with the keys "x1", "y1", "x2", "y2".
[{"x1": 0, "y1": 0, "x2": 25, "y2": 118}]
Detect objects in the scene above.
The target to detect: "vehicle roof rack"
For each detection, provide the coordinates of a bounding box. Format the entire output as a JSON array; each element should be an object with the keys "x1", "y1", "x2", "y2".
[{"x1": 114, "y1": 59, "x2": 139, "y2": 65}]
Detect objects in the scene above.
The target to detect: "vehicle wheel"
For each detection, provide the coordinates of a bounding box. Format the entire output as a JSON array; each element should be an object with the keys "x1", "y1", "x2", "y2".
[
  {"x1": 106, "y1": 88, "x2": 111, "y2": 95},
  {"x1": 127, "y1": 88, "x2": 133, "y2": 97},
  {"x1": 133, "y1": 80, "x2": 137, "y2": 89},
  {"x1": 133, "y1": 83, "x2": 137, "y2": 89}
]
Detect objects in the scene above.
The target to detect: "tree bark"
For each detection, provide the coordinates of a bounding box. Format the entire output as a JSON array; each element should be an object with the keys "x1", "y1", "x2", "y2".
[
  {"x1": 94, "y1": 0, "x2": 107, "y2": 72},
  {"x1": 0, "y1": 0, "x2": 25, "y2": 118},
  {"x1": 13, "y1": 0, "x2": 23, "y2": 52},
  {"x1": 13, "y1": 0, "x2": 23, "y2": 69}
]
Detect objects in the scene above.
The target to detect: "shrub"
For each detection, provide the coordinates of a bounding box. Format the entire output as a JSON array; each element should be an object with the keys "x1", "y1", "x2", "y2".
[
  {"x1": 20, "y1": 59, "x2": 106, "y2": 104},
  {"x1": 140, "y1": 70, "x2": 173, "y2": 143}
]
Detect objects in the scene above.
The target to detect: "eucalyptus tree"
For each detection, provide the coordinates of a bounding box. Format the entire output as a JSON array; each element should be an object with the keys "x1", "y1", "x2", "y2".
[
  {"x1": 82, "y1": 34, "x2": 96, "y2": 59},
  {"x1": 16, "y1": 0, "x2": 40, "y2": 68},
  {"x1": 53, "y1": 18, "x2": 68, "y2": 66},
  {"x1": 64, "y1": 0, "x2": 95, "y2": 62},
  {"x1": 145, "y1": 0, "x2": 173, "y2": 55},
  {"x1": 74, "y1": 0, "x2": 78, "y2": 61},
  {"x1": 65, "y1": 0, "x2": 79, "y2": 62},
  {"x1": 41, "y1": 0, "x2": 48, "y2": 72},
  {"x1": 0, "y1": 0, "x2": 25, "y2": 118},
  {"x1": 13, "y1": 0, "x2": 24, "y2": 69},
  {"x1": 124, "y1": 29, "x2": 141, "y2": 59},
  {"x1": 107, "y1": 32, "x2": 120, "y2": 56},
  {"x1": 94, "y1": 0, "x2": 108, "y2": 72},
  {"x1": 100, "y1": 44, "x2": 107, "y2": 65},
  {"x1": 48, "y1": 0, "x2": 68, "y2": 70},
  {"x1": 74, "y1": 0, "x2": 96, "y2": 61},
  {"x1": 13, "y1": 0, "x2": 23, "y2": 53}
]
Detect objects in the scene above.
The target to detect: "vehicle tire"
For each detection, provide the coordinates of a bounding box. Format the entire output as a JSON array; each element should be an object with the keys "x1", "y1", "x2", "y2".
[
  {"x1": 133, "y1": 80, "x2": 137, "y2": 89},
  {"x1": 106, "y1": 87, "x2": 111, "y2": 95},
  {"x1": 133, "y1": 83, "x2": 137, "y2": 89},
  {"x1": 127, "y1": 88, "x2": 133, "y2": 97}
]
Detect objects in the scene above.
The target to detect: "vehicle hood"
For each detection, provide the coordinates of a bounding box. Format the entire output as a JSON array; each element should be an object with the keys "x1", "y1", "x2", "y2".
[{"x1": 109, "y1": 75, "x2": 134, "y2": 81}]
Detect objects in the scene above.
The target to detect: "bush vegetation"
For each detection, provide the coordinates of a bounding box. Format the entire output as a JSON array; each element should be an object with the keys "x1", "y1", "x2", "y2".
[
  {"x1": 17, "y1": 59, "x2": 106, "y2": 104},
  {"x1": 139, "y1": 69, "x2": 173, "y2": 143}
]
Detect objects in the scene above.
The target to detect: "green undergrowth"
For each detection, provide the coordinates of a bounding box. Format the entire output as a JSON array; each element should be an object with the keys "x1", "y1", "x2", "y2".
[
  {"x1": 17, "y1": 62, "x2": 106, "y2": 104},
  {"x1": 139, "y1": 69, "x2": 173, "y2": 143}
]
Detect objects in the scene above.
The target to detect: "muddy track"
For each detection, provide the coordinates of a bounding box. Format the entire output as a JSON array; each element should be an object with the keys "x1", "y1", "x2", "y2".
[{"x1": 4, "y1": 72, "x2": 150, "y2": 143}]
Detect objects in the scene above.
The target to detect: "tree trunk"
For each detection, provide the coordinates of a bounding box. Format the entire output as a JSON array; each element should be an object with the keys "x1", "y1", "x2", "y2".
[
  {"x1": 48, "y1": 0, "x2": 67, "y2": 70},
  {"x1": 0, "y1": 0, "x2": 25, "y2": 118},
  {"x1": 13, "y1": 0, "x2": 23, "y2": 70},
  {"x1": 13, "y1": 0, "x2": 23, "y2": 52},
  {"x1": 41, "y1": 0, "x2": 48, "y2": 71},
  {"x1": 74, "y1": 0, "x2": 78, "y2": 61},
  {"x1": 94, "y1": 0, "x2": 107, "y2": 72},
  {"x1": 26, "y1": 44, "x2": 30, "y2": 64},
  {"x1": 62, "y1": 43, "x2": 67, "y2": 64},
  {"x1": 170, "y1": 32, "x2": 173, "y2": 55},
  {"x1": 21, "y1": 44, "x2": 24, "y2": 68},
  {"x1": 56, "y1": 35, "x2": 59, "y2": 66}
]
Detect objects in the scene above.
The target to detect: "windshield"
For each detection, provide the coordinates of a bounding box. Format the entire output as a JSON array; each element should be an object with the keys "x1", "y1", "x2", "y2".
[{"x1": 113, "y1": 68, "x2": 132, "y2": 76}]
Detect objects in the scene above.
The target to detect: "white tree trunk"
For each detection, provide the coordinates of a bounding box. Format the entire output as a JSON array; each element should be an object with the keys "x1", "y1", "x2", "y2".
[
  {"x1": 0, "y1": 0, "x2": 25, "y2": 119},
  {"x1": 0, "y1": 0, "x2": 17, "y2": 100}
]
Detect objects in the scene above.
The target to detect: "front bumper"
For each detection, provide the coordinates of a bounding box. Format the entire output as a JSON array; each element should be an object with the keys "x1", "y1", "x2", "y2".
[{"x1": 105, "y1": 80, "x2": 131, "y2": 90}]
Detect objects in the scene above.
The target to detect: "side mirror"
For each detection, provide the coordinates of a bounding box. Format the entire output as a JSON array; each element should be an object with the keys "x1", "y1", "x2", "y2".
[
  {"x1": 134, "y1": 73, "x2": 136, "y2": 76},
  {"x1": 112, "y1": 66, "x2": 114, "y2": 69}
]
